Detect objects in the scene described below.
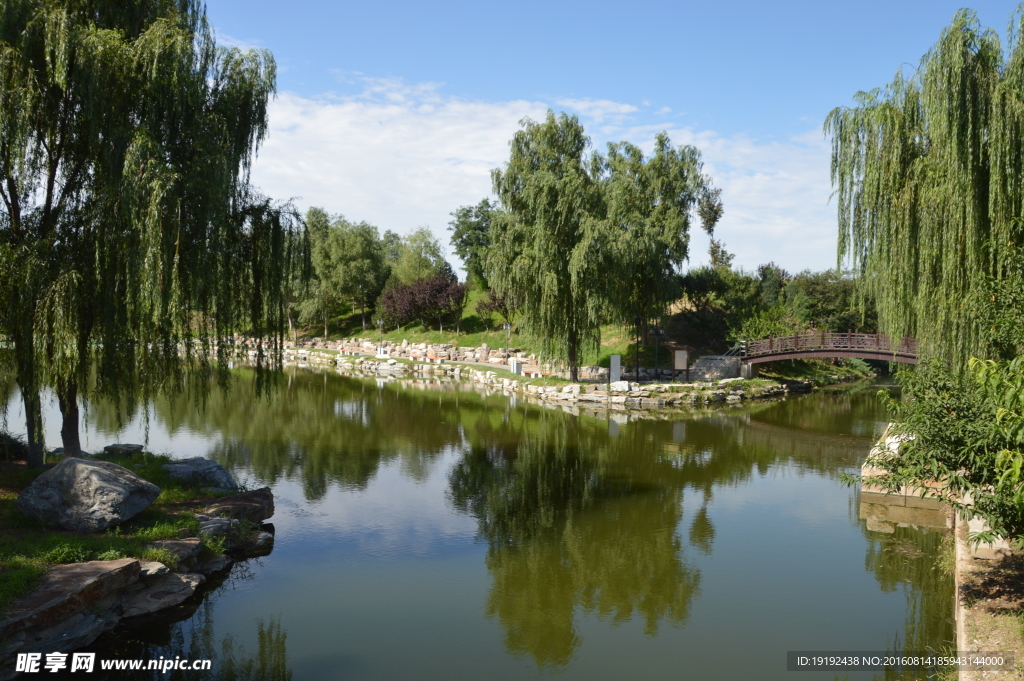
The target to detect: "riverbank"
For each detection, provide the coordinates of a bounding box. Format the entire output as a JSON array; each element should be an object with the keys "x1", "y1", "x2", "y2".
[
  {"x1": 861, "y1": 428, "x2": 1024, "y2": 679},
  {"x1": 284, "y1": 345, "x2": 872, "y2": 416},
  {"x1": 955, "y1": 517, "x2": 1024, "y2": 680},
  {"x1": 0, "y1": 452, "x2": 275, "y2": 680}
]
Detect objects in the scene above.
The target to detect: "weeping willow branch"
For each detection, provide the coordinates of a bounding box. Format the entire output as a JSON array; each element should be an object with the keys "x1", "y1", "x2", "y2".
[{"x1": 826, "y1": 8, "x2": 1024, "y2": 367}]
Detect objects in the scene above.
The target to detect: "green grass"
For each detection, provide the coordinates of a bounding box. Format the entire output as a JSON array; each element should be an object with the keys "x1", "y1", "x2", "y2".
[{"x1": 0, "y1": 451, "x2": 233, "y2": 613}]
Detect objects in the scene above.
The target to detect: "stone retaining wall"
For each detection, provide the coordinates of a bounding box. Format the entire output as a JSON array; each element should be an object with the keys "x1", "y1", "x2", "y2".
[{"x1": 284, "y1": 348, "x2": 812, "y2": 413}]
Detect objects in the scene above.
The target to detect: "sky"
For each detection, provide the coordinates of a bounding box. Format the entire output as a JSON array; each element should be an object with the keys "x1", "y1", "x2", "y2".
[{"x1": 206, "y1": 0, "x2": 1022, "y2": 275}]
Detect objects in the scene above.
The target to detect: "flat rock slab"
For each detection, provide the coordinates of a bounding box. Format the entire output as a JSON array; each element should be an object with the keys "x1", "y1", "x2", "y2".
[
  {"x1": 203, "y1": 488, "x2": 274, "y2": 523},
  {"x1": 162, "y1": 458, "x2": 237, "y2": 490},
  {"x1": 0, "y1": 559, "x2": 140, "y2": 640},
  {"x1": 119, "y1": 573, "x2": 205, "y2": 619},
  {"x1": 16, "y1": 458, "x2": 161, "y2": 533}
]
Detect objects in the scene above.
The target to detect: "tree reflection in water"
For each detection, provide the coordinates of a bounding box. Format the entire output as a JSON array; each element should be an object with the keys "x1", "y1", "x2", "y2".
[
  {"x1": 449, "y1": 414, "x2": 701, "y2": 667},
  {"x1": 92, "y1": 594, "x2": 291, "y2": 681}
]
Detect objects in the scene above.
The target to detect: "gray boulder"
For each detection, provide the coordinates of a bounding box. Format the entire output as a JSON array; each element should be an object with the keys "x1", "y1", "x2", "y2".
[
  {"x1": 161, "y1": 457, "x2": 237, "y2": 490},
  {"x1": 15, "y1": 459, "x2": 160, "y2": 533}
]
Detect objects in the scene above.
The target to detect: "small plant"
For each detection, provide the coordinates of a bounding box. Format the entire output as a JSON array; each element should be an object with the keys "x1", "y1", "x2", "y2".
[
  {"x1": 42, "y1": 543, "x2": 92, "y2": 564},
  {"x1": 95, "y1": 549, "x2": 127, "y2": 561},
  {"x1": 200, "y1": 533, "x2": 227, "y2": 558},
  {"x1": 139, "y1": 547, "x2": 178, "y2": 570}
]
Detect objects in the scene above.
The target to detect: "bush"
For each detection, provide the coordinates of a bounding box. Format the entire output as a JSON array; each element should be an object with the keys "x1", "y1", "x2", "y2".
[
  {"x1": 0, "y1": 431, "x2": 28, "y2": 462},
  {"x1": 865, "y1": 358, "x2": 1024, "y2": 542}
]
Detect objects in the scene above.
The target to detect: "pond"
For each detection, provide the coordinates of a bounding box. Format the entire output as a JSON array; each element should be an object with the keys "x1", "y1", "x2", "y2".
[{"x1": 8, "y1": 370, "x2": 954, "y2": 680}]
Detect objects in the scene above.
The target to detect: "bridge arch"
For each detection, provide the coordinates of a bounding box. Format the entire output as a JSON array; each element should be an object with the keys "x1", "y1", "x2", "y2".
[{"x1": 742, "y1": 331, "x2": 918, "y2": 365}]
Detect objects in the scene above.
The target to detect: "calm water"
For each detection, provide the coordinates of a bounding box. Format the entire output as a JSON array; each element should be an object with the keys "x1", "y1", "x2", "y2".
[{"x1": 7, "y1": 371, "x2": 953, "y2": 680}]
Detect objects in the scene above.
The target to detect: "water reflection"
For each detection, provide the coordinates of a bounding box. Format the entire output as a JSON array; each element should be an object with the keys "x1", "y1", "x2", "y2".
[
  {"x1": 63, "y1": 370, "x2": 952, "y2": 678},
  {"x1": 89, "y1": 597, "x2": 291, "y2": 681},
  {"x1": 448, "y1": 415, "x2": 701, "y2": 666}
]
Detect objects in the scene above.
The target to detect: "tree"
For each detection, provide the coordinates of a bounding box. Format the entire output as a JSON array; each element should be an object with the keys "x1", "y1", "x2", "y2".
[
  {"x1": 707, "y1": 239, "x2": 734, "y2": 269},
  {"x1": 489, "y1": 111, "x2": 605, "y2": 382},
  {"x1": 448, "y1": 198, "x2": 496, "y2": 289},
  {"x1": 391, "y1": 227, "x2": 448, "y2": 285},
  {"x1": 306, "y1": 209, "x2": 389, "y2": 332},
  {"x1": 335, "y1": 220, "x2": 389, "y2": 330},
  {"x1": 476, "y1": 290, "x2": 522, "y2": 330},
  {"x1": 826, "y1": 8, "x2": 1024, "y2": 366},
  {"x1": 0, "y1": 0, "x2": 293, "y2": 465},
  {"x1": 597, "y1": 134, "x2": 718, "y2": 346}
]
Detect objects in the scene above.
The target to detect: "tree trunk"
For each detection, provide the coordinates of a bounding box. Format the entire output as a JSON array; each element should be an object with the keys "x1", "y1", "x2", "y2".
[
  {"x1": 14, "y1": 301, "x2": 44, "y2": 468},
  {"x1": 57, "y1": 380, "x2": 82, "y2": 458},
  {"x1": 22, "y1": 388, "x2": 44, "y2": 468},
  {"x1": 288, "y1": 311, "x2": 296, "y2": 343},
  {"x1": 568, "y1": 329, "x2": 579, "y2": 383}
]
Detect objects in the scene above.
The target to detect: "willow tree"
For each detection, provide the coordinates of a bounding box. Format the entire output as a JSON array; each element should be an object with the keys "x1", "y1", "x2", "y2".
[
  {"x1": 597, "y1": 133, "x2": 720, "y2": 350},
  {"x1": 489, "y1": 111, "x2": 604, "y2": 382},
  {"x1": 0, "y1": 0, "x2": 296, "y2": 465},
  {"x1": 826, "y1": 9, "x2": 1024, "y2": 366}
]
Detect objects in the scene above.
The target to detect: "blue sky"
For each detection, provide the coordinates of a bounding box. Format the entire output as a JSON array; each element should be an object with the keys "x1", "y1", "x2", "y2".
[{"x1": 207, "y1": 0, "x2": 1022, "y2": 274}]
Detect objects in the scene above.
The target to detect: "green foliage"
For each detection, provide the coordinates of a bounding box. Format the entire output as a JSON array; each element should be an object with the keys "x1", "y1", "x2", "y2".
[
  {"x1": 0, "y1": 431, "x2": 27, "y2": 462},
  {"x1": 489, "y1": 111, "x2": 605, "y2": 381},
  {"x1": 826, "y1": 8, "x2": 1024, "y2": 366},
  {"x1": 0, "y1": 0, "x2": 302, "y2": 465},
  {"x1": 449, "y1": 198, "x2": 496, "y2": 289},
  {"x1": 304, "y1": 208, "x2": 389, "y2": 333},
  {"x1": 868, "y1": 359, "x2": 1024, "y2": 541},
  {"x1": 597, "y1": 133, "x2": 715, "y2": 337},
  {"x1": 41, "y1": 542, "x2": 93, "y2": 564},
  {"x1": 392, "y1": 227, "x2": 449, "y2": 285},
  {"x1": 0, "y1": 556, "x2": 47, "y2": 612},
  {"x1": 734, "y1": 307, "x2": 803, "y2": 340},
  {"x1": 785, "y1": 269, "x2": 876, "y2": 333}
]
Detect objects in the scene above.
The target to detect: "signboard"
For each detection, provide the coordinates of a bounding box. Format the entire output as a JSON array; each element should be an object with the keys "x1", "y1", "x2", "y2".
[
  {"x1": 674, "y1": 350, "x2": 689, "y2": 370},
  {"x1": 610, "y1": 355, "x2": 621, "y2": 383}
]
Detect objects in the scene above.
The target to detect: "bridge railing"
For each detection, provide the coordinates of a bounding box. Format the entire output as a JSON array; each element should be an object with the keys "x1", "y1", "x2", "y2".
[{"x1": 744, "y1": 331, "x2": 917, "y2": 358}]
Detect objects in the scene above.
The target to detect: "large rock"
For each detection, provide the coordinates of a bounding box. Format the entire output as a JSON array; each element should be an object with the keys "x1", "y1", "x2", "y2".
[
  {"x1": 161, "y1": 457, "x2": 237, "y2": 490},
  {"x1": 16, "y1": 458, "x2": 161, "y2": 533},
  {"x1": 203, "y1": 487, "x2": 274, "y2": 523}
]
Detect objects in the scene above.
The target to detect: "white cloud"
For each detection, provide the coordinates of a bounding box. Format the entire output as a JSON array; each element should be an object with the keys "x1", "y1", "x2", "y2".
[
  {"x1": 554, "y1": 97, "x2": 639, "y2": 122},
  {"x1": 251, "y1": 78, "x2": 838, "y2": 275},
  {"x1": 215, "y1": 32, "x2": 264, "y2": 51}
]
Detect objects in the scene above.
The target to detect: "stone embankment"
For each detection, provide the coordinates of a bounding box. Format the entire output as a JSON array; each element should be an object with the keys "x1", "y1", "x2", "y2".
[
  {"x1": 860, "y1": 428, "x2": 1023, "y2": 680},
  {"x1": 285, "y1": 345, "x2": 815, "y2": 413}
]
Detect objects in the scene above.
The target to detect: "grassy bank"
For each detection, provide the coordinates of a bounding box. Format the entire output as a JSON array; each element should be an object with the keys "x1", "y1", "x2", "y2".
[{"x1": 0, "y1": 452, "x2": 233, "y2": 613}]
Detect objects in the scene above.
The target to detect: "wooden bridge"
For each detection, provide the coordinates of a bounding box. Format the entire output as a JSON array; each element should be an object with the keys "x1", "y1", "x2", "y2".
[{"x1": 742, "y1": 331, "x2": 918, "y2": 365}]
